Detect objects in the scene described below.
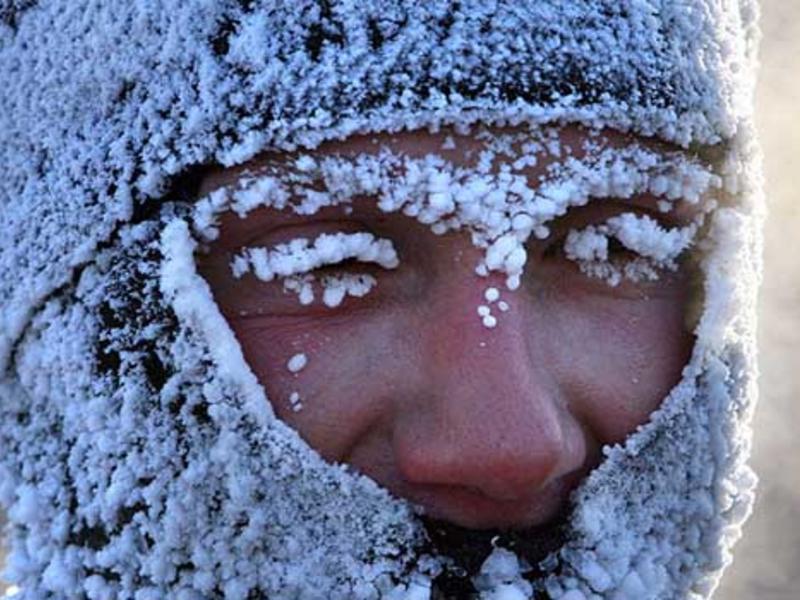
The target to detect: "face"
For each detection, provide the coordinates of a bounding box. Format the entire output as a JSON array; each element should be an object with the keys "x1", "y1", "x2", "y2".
[{"x1": 196, "y1": 126, "x2": 697, "y2": 534}]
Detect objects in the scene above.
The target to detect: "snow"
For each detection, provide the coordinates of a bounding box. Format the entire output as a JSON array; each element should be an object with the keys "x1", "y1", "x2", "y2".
[
  {"x1": 232, "y1": 232, "x2": 399, "y2": 282},
  {"x1": 564, "y1": 212, "x2": 703, "y2": 286},
  {"x1": 288, "y1": 391, "x2": 303, "y2": 413},
  {"x1": 484, "y1": 287, "x2": 501, "y2": 303},
  {"x1": 474, "y1": 547, "x2": 533, "y2": 599},
  {"x1": 286, "y1": 353, "x2": 307, "y2": 374}
]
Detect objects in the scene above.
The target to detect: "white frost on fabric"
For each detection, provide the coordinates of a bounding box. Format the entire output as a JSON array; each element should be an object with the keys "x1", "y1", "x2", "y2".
[{"x1": 474, "y1": 547, "x2": 533, "y2": 600}]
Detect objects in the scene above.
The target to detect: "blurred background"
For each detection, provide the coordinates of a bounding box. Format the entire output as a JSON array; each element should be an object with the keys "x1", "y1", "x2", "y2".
[
  {"x1": 1, "y1": 1, "x2": 798, "y2": 597},
  {"x1": 716, "y1": 1, "x2": 800, "y2": 598}
]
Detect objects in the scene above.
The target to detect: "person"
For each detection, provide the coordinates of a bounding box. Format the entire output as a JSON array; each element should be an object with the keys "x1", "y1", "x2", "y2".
[{"x1": 0, "y1": 2, "x2": 762, "y2": 599}]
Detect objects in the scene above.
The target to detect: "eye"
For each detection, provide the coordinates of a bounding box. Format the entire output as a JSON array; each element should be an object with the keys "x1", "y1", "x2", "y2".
[
  {"x1": 564, "y1": 213, "x2": 697, "y2": 287},
  {"x1": 605, "y1": 237, "x2": 638, "y2": 262},
  {"x1": 530, "y1": 203, "x2": 699, "y2": 292},
  {"x1": 199, "y1": 230, "x2": 402, "y2": 318}
]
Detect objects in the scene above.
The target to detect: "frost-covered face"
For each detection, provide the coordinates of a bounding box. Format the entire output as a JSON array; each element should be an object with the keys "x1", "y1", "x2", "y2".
[{"x1": 196, "y1": 126, "x2": 703, "y2": 531}]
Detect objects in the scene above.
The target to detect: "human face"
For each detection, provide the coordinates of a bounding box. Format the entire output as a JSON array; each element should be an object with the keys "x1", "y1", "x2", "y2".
[{"x1": 196, "y1": 126, "x2": 697, "y2": 531}]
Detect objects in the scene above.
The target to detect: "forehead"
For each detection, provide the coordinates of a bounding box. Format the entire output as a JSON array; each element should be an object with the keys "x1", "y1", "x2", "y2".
[
  {"x1": 197, "y1": 125, "x2": 707, "y2": 249},
  {"x1": 198, "y1": 125, "x2": 678, "y2": 197}
]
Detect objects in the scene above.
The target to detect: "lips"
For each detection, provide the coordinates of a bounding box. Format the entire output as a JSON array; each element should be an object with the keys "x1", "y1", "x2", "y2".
[{"x1": 391, "y1": 470, "x2": 583, "y2": 530}]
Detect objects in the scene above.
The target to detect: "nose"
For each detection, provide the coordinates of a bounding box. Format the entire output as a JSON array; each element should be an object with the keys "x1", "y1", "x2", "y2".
[{"x1": 392, "y1": 270, "x2": 588, "y2": 517}]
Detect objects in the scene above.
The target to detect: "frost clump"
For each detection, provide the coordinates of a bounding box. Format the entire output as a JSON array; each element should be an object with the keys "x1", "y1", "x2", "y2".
[
  {"x1": 231, "y1": 232, "x2": 397, "y2": 307},
  {"x1": 286, "y1": 352, "x2": 307, "y2": 373},
  {"x1": 319, "y1": 273, "x2": 377, "y2": 307},
  {"x1": 473, "y1": 547, "x2": 533, "y2": 600},
  {"x1": 232, "y1": 232, "x2": 399, "y2": 281},
  {"x1": 289, "y1": 391, "x2": 303, "y2": 412},
  {"x1": 564, "y1": 212, "x2": 701, "y2": 286}
]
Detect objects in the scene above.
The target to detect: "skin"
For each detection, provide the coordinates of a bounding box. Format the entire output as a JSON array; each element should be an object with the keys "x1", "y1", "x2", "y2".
[{"x1": 196, "y1": 126, "x2": 697, "y2": 531}]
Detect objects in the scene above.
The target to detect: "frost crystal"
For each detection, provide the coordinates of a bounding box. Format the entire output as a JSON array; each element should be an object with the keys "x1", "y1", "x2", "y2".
[
  {"x1": 287, "y1": 353, "x2": 308, "y2": 373},
  {"x1": 232, "y1": 232, "x2": 399, "y2": 282}
]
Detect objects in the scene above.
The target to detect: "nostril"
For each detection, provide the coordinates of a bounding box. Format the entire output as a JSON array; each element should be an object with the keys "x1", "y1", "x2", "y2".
[
  {"x1": 393, "y1": 420, "x2": 577, "y2": 502},
  {"x1": 467, "y1": 450, "x2": 564, "y2": 501}
]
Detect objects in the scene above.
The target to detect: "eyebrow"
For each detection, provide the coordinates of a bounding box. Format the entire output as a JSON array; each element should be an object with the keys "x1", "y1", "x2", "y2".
[
  {"x1": 211, "y1": 202, "x2": 388, "y2": 251},
  {"x1": 198, "y1": 130, "x2": 718, "y2": 250},
  {"x1": 196, "y1": 127, "x2": 723, "y2": 196}
]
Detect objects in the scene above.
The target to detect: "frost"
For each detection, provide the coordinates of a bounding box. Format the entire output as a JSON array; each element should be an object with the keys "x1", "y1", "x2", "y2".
[
  {"x1": 286, "y1": 353, "x2": 307, "y2": 374},
  {"x1": 474, "y1": 547, "x2": 533, "y2": 600},
  {"x1": 564, "y1": 213, "x2": 702, "y2": 286},
  {"x1": 201, "y1": 134, "x2": 720, "y2": 312},
  {"x1": 320, "y1": 273, "x2": 377, "y2": 308},
  {"x1": 232, "y1": 232, "x2": 399, "y2": 282},
  {"x1": 289, "y1": 391, "x2": 303, "y2": 413}
]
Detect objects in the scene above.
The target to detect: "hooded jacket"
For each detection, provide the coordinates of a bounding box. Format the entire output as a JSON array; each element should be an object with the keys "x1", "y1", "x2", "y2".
[{"x1": 0, "y1": 1, "x2": 762, "y2": 598}]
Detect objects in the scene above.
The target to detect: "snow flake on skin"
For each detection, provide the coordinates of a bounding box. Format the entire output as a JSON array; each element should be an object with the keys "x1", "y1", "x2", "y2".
[
  {"x1": 289, "y1": 391, "x2": 303, "y2": 412},
  {"x1": 287, "y1": 352, "x2": 307, "y2": 373}
]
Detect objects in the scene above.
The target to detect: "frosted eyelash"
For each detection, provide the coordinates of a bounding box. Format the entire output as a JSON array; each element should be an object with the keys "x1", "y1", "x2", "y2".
[
  {"x1": 231, "y1": 232, "x2": 396, "y2": 307},
  {"x1": 231, "y1": 231, "x2": 399, "y2": 282},
  {"x1": 563, "y1": 212, "x2": 701, "y2": 286}
]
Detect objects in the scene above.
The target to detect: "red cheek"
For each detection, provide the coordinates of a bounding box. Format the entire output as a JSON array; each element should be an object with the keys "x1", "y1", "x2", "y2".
[
  {"x1": 227, "y1": 311, "x2": 415, "y2": 462},
  {"x1": 551, "y1": 294, "x2": 694, "y2": 445}
]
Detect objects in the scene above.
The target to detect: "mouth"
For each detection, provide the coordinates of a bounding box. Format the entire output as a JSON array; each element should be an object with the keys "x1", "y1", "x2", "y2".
[
  {"x1": 394, "y1": 464, "x2": 586, "y2": 531},
  {"x1": 394, "y1": 474, "x2": 582, "y2": 598}
]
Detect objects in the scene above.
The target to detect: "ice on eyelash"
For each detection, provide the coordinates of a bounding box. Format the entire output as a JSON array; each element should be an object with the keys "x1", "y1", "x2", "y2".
[
  {"x1": 231, "y1": 232, "x2": 398, "y2": 280},
  {"x1": 230, "y1": 232, "x2": 391, "y2": 308},
  {"x1": 564, "y1": 213, "x2": 700, "y2": 286},
  {"x1": 280, "y1": 272, "x2": 378, "y2": 308}
]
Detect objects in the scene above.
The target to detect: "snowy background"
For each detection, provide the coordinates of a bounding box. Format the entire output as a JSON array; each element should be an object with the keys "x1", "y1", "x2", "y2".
[{"x1": 1, "y1": 1, "x2": 799, "y2": 597}]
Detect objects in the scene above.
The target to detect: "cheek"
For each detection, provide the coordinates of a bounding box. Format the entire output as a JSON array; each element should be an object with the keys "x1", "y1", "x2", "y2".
[
  {"x1": 547, "y1": 292, "x2": 694, "y2": 446},
  {"x1": 227, "y1": 314, "x2": 414, "y2": 462}
]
